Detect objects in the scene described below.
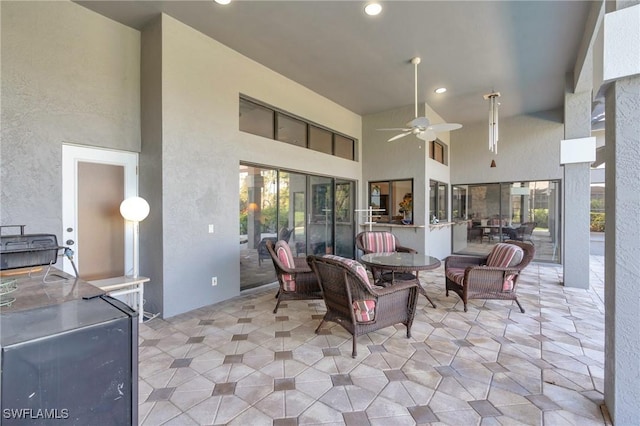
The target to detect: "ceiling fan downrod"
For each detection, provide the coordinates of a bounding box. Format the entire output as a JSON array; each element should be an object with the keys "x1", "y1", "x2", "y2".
[{"x1": 411, "y1": 57, "x2": 421, "y2": 119}]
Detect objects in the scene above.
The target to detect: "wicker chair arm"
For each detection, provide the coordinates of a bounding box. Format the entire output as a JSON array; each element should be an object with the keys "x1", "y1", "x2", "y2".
[
  {"x1": 292, "y1": 257, "x2": 313, "y2": 272},
  {"x1": 369, "y1": 280, "x2": 418, "y2": 297},
  {"x1": 446, "y1": 255, "x2": 486, "y2": 269},
  {"x1": 395, "y1": 245, "x2": 418, "y2": 254}
]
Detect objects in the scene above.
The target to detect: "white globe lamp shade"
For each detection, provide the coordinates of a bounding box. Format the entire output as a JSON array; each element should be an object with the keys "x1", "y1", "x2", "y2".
[{"x1": 120, "y1": 197, "x2": 150, "y2": 222}]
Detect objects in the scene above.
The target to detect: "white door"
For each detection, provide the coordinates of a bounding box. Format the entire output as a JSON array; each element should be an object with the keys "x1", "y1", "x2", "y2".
[{"x1": 62, "y1": 144, "x2": 138, "y2": 279}]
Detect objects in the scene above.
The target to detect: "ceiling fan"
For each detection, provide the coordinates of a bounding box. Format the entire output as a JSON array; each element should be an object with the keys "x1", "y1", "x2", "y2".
[{"x1": 378, "y1": 57, "x2": 462, "y2": 142}]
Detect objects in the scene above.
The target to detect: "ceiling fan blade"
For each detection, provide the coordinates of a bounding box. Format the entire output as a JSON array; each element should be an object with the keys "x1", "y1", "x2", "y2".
[
  {"x1": 407, "y1": 116, "x2": 430, "y2": 128},
  {"x1": 387, "y1": 132, "x2": 412, "y2": 142},
  {"x1": 417, "y1": 130, "x2": 437, "y2": 141},
  {"x1": 377, "y1": 127, "x2": 412, "y2": 132},
  {"x1": 428, "y1": 123, "x2": 463, "y2": 132}
]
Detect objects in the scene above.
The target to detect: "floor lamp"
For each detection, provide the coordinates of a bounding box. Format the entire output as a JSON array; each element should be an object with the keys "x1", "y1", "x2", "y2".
[{"x1": 120, "y1": 196, "x2": 150, "y2": 279}]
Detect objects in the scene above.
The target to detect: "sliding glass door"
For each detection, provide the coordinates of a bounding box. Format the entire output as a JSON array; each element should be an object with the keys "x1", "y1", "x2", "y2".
[
  {"x1": 452, "y1": 180, "x2": 561, "y2": 262},
  {"x1": 240, "y1": 164, "x2": 355, "y2": 289}
]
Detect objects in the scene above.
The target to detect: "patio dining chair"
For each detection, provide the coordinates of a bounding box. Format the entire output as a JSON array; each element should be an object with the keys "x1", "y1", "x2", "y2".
[
  {"x1": 266, "y1": 239, "x2": 322, "y2": 313},
  {"x1": 258, "y1": 227, "x2": 293, "y2": 266},
  {"x1": 444, "y1": 240, "x2": 535, "y2": 313},
  {"x1": 355, "y1": 231, "x2": 417, "y2": 281},
  {"x1": 307, "y1": 254, "x2": 419, "y2": 358},
  {"x1": 514, "y1": 222, "x2": 537, "y2": 244}
]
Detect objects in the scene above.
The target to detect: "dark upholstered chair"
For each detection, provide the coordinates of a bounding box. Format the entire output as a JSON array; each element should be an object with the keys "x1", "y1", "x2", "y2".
[
  {"x1": 307, "y1": 254, "x2": 419, "y2": 358},
  {"x1": 258, "y1": 227, "x2": 293, "y2": 266},
  {"x1": 356, "y1": 231, "x2": 416, "y2": 280},
  {"x1": 266, "y1": 240, "x2": 322, "y2": 313},
  {"x1": 514, "y1": 222, "x2": 536, "y2": 244},
  {"x1": 444, "y1": 240, "x2": 535, "y2": 313}
]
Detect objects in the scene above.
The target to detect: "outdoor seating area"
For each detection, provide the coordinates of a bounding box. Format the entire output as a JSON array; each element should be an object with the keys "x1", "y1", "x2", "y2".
[{"x1": 138, "y1": 256, "x2": 608, "y2": 425}]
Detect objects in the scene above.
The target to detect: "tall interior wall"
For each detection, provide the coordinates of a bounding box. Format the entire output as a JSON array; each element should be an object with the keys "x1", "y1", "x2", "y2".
[
  {"x1": 142, "y1": 14, "x2": 362, "y2": 317},
  {"x1": 0, "y1": 1, "x2": 140, "y2": 241}
]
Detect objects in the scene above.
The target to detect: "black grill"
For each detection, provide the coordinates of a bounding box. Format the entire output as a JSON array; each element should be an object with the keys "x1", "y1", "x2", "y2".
[{"x1": 0, "y1": 225, "x2": 62, "y2": 271}]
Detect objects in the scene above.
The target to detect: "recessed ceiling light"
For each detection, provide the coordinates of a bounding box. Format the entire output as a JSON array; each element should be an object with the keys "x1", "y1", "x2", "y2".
[
  {"x1": 214, "y1": 0, "x2": 231, "y2": 5},
  {"x1": 434, "y1": 87, "x2": 447, "y2": 94},
  {"x1": 364, "y1": 3, "x2": 382, "y2": 16}
]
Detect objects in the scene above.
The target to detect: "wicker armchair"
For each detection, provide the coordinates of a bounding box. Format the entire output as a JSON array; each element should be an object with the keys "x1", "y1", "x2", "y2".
[
  {"x1": 266, "y1": 240, "x2": 322, "y2": 313},
  {"x1": 258, "y1": 227, "x2": 293, "y2": 266},
  {"x1": 307, "y1": 254, "x2": 419, "y2": 358},
  {"x1": 356, "y1": 231, "x2": 417, "y2": 280},
  {"x1": 444, "y1": 240, "x2": 535, "y2": 313}
]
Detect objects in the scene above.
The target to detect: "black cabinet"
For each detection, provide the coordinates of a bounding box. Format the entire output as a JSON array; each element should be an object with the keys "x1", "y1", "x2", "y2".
[{"x1": 1, "y1": 273, "x2": 138, "y2": 425}]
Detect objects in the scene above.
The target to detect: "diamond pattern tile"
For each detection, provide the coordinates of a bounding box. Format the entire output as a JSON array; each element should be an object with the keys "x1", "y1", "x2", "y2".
[{"x1": 138, "y1": 257, "x2": 610, "y2": 425}]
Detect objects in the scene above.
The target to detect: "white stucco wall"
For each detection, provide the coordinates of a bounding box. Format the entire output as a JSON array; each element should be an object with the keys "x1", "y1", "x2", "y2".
[
  {"x1": 1, "y1": 1, "x2": 140, "y2": 237},
  {"x1": 451, "y1": 110, "x2": 564, "y2": 185}
]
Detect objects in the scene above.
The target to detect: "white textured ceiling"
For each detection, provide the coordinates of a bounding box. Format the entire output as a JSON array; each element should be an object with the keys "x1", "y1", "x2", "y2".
[{"x1": 76, "y1": 0, "x2": 593, "y2": 126}]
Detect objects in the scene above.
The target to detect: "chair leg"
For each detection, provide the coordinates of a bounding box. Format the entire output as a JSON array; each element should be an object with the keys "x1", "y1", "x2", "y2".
[
  {"x1": 463, "y1": 302, "x2": 468, "y2": 312},
  {"x1": 515, "y1": 298, "x2": 525, "y2": 313},
  {"x1": 314, "y1": 319, "x2": 326, "y2": 334},
  {"x1": 351, "y1": 336, "x2": 357, "y2": 358},
  {"x1": 273, "y1": 296, "x2": 282, "y2": 314}
]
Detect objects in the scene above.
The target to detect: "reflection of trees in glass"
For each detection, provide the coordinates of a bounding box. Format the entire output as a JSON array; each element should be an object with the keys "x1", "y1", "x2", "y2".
[
  {"x1": 238, "y1": 169, "x2": 278, "y2": 234},
  {"x1": 335, "y1": 183, "x2": 351, "y2": 223},
  {"x1": 278, "y1": 173, "x2": 291, "y2": 229}
]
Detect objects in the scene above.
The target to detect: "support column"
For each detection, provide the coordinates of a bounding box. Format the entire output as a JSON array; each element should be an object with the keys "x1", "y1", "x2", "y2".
[
  {"x1": 605, "y1": 72, "x2": 640, "y2": 426},
  {"x1": 603, "y1": 2, "x2": 640, "y2": 423},
  {"x1": 562, "y1": 75, "x2": 592, "y2": 288}
]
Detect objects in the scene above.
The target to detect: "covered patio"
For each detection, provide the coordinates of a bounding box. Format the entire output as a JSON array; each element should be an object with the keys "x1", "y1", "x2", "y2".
[{"x1": 138, "y1": 256, "x2": 607, "y2": 425}]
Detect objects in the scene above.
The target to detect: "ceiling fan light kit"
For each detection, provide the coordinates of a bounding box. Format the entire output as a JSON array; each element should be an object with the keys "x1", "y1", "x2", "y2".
[
  {"x1": 364, "y1": 2, "x2": 382, "y2": 16},
  {"x1": 484, "y1": 92, "x2": 500, "y2": 154},
  {"x1": 377, "y1": 57, "x2": 462, "y2": 143}
]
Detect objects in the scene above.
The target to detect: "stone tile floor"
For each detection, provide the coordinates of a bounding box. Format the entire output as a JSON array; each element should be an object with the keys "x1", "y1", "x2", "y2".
[{"x1": 138, "y1": 256, "x2": 609, "y2": 425}]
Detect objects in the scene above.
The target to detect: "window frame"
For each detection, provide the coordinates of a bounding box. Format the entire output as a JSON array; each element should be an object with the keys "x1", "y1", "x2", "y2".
[
  {"x1": 368, "y1": 179, "x2": 413, "y2": 224},
  {"x1": 429, "y1": 180, "x2": 448, "y2": 222}
]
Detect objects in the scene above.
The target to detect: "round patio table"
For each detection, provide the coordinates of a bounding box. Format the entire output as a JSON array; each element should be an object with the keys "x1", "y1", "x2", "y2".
[{"x1": 360, "y1": 252, "x2": 441, "y2": 308}]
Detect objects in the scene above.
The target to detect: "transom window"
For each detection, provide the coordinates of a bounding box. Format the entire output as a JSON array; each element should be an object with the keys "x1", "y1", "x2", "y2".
[
  {"x1": 429, "y1": 140, "x2": 447, "y2": 165},
  {"x1": 239, "y1": 96, "x2": 356, "y2": 161}
]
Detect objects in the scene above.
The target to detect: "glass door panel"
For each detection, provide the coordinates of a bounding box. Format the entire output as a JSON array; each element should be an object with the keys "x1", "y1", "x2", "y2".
[
  {"x1": 308, "y1": 176, "x2": 333, "y2": 255},
  {"x1": 334, "y1": 179, "x2": 355, "y2": 258},
  {"x1": 281, "y1": 172, "x2": 307, "y2": 256},
  {"x1": 239, "y1": 165, "x2": 278, "y2": 290}
]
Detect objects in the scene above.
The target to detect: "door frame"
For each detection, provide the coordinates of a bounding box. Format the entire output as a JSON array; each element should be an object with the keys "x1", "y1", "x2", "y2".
[{"x1": 61, "y1": 144, "x2": 138, "y2": 276}]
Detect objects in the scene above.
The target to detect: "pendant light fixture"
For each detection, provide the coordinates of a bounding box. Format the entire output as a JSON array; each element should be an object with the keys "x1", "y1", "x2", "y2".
[{"x1": 484, "y1": 92, "x2": 500, "y2": 154}]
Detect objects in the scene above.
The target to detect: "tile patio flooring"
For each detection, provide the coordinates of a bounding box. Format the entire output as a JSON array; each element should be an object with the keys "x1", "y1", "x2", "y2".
[{"x1": 138, "y1": 256, "x2": 609, "y2": 425}]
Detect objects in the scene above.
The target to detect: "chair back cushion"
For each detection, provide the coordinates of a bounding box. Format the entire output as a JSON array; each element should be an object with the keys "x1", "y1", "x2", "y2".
[
  {"x1": 323, "y1": 255, "x2": 372, "y2": 289},
  {"x1": 275, "y1": 240, "x2": 296, "y2": 291},
  {"x1": 323, "y1": 255, "x2": 377, "y2": 322},
  {"x1": 486, "y1": 243, "x2": 524, "y2": 268},
  {"x1": 362, "y1": 232, "x2": 396, "y2": 253},
  {"x1": 486, "y1": 243, "x2": 524, "y2": 291}
]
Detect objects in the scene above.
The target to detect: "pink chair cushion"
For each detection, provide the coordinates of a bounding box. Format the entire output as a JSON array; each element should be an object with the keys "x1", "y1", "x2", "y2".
[
  {"x1": 352, "y1": 299, "x2": 376, "y2": 322},
  {"x1": 446, "y1": 267, "x2": 466, "y2": 286},
  {"x1": 323, "y1": 255, "x2": 373, "y2": 289},
  {"x1": 275, "y1": 240, "x2": 296, "y2": 291},
  {"x1": 363, "y1": 232, "x2": 396, "y2": 253},
  {"x1": 324, "y1": 255, "x2": 377, "y2": 322},
  {"x1": 486, "y1": 243, "x2": 523, "y2": 291},
  {"x1": 486, "y1": 243, "x2": 524, "y2": 268}
]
